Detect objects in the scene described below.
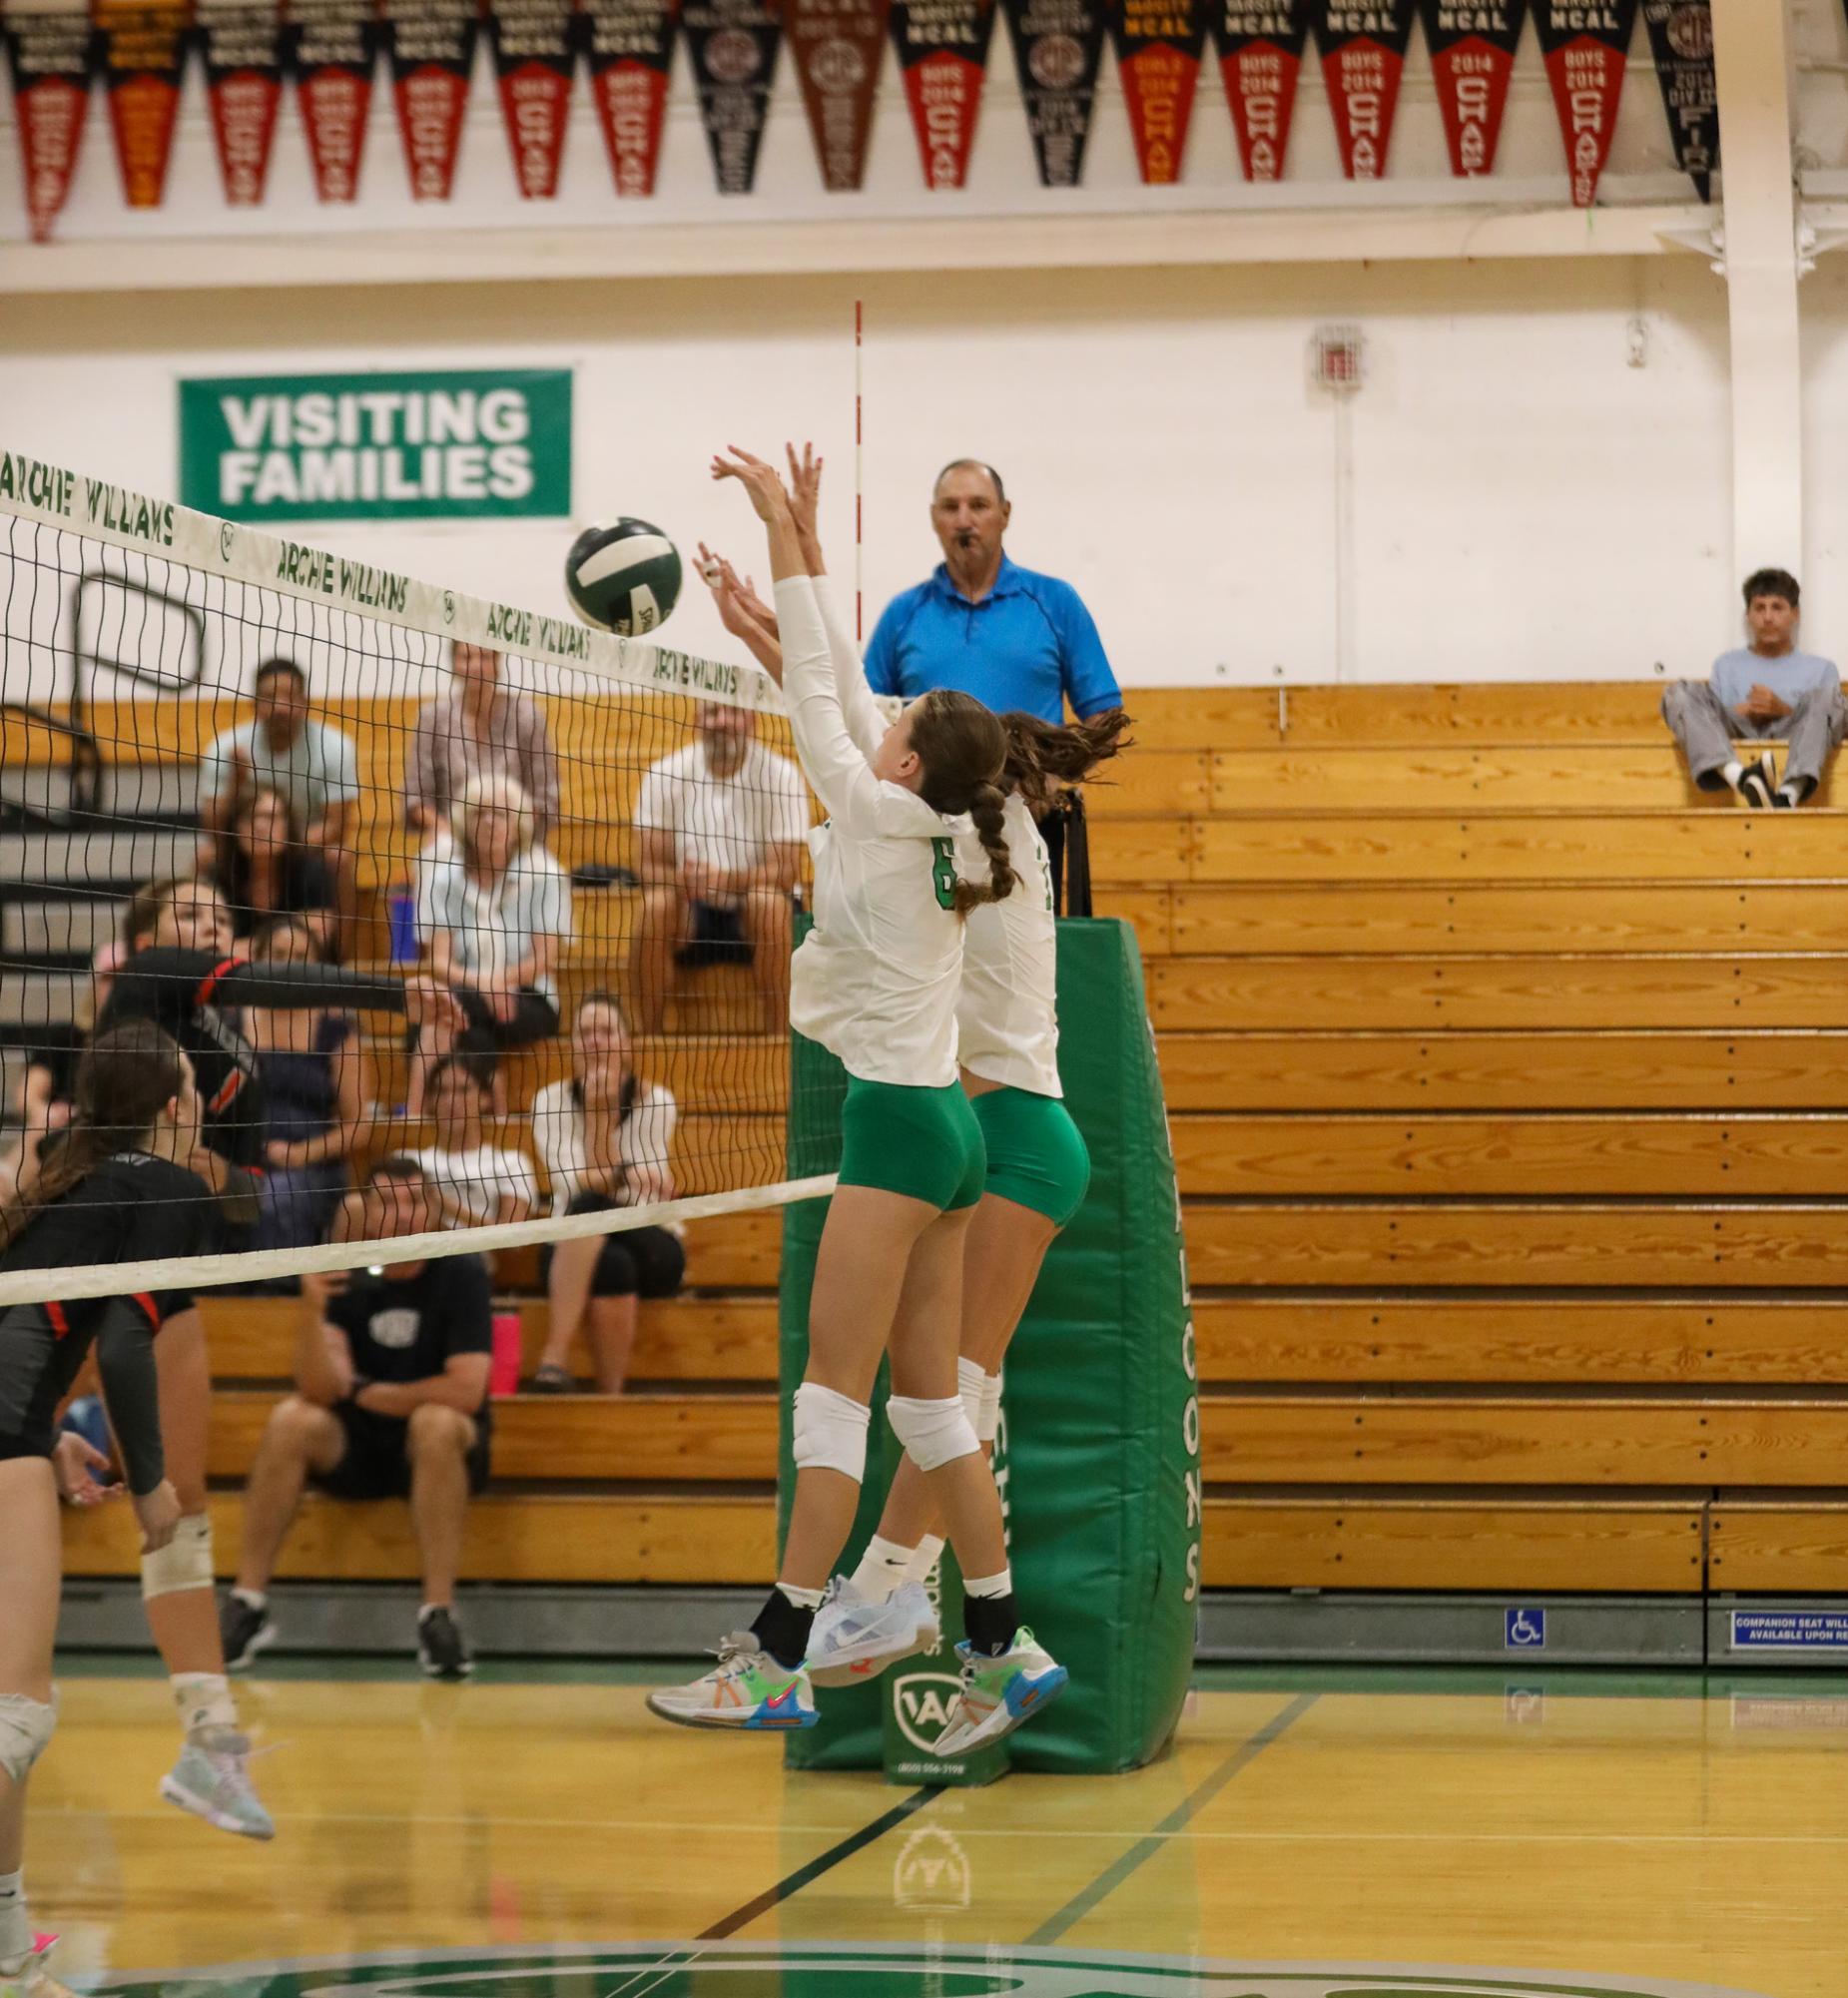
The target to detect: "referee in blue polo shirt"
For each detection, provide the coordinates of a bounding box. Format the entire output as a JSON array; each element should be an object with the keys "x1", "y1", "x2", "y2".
[{"x1": 865, "y1": 458, "x2": 1120, "y2": 913}]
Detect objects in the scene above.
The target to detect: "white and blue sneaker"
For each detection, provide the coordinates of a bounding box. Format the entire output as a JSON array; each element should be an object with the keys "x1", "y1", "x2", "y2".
[
  {"x1": 0, "y1": 1935, "x2": 77, "y2": 1998},
  {"x1": 160, "y1": 1728, "x2": 277, "y2": 1840},
  {"x1": 807, "y1": 1577, "x2": 939, "y2": 1689},
  {"x1": 933, "y1": 1628, "x2": 1068, "y2": 1756},
  {"x1": 646, "y1": 1635, "x2": 819, "y2": 1729}
]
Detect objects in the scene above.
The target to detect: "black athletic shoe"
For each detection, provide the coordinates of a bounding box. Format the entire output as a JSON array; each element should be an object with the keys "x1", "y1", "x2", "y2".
[
  {"x1": 417, "y1": 1608, "x2": 473, "y2": 1680},
  {"x1": 220, "y1": 1591, "x2": 275, "y2": 1672},
  {"x1": 1737, "y1": 760, "x2": 1777, "y2": 810}
]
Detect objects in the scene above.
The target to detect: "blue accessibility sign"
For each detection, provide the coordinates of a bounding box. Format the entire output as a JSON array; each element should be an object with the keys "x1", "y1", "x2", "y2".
[{"x1": 1505, "y1": 1607, "x2": 1546, "y2": 1651}]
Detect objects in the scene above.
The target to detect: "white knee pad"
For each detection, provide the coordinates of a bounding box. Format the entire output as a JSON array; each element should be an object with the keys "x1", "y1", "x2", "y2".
[
  {"x1": 793, "y1": 1383, "x2": 871, "y2": 1481},
  {"x1": 888, "y1": 1394, "x2": 981, "y2": 1473},
  {"x1": 977, "y1": 1371, "x2": 1004, "y2": 1446},
  {"x1": 0, "y1": 1690, "x2": 57, "y2": 1782},
  {"x1": 141, "y1": 1513, "x2": 214, "y2": 1601},
  {"x1": 957, "y1": 1357, "x2": 985, "y2": 1435}
]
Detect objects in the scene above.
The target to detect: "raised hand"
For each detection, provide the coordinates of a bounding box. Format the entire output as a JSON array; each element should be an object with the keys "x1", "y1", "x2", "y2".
[
  {"x1": 711, "y1": 446, "x2": 794, "y2": 524},
  {"x1": 698, "y1": 541, "x2": 778, "y2": 643},
  {"x1": 786, "y1": 441, "x2": 824, "y2": 547}
]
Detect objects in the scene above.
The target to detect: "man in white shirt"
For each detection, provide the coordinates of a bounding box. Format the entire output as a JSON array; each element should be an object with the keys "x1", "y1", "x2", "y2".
[
  {"x1": 632, "y1": 702, "x2": 808, "y2": 1034},
  {"x1": 411, "y1": 1055, "x2": 539, "y2": 1229}
]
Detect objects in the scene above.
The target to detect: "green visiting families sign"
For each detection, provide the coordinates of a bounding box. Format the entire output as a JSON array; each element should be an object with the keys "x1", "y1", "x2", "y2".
[{"x1": 178, "y1": 367, "x2": 573, "y2": 522}]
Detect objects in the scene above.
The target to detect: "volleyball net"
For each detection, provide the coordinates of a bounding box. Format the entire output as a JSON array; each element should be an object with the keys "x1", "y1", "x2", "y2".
[{"x1": 0, "y1": 444, "x2": 842, "y2": 1305}]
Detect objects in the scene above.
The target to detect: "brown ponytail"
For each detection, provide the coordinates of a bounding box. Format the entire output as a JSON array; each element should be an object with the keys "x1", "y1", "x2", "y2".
[
  {"x1": 999, "y1": 707, "x2": 1135, "y2": 815},
  {"x1": 0, "y1": 1020, "x2": 188, "y2": 1255},
  {"x1": 907, "y1": 689, "x2": 1018, "y2": 912}
]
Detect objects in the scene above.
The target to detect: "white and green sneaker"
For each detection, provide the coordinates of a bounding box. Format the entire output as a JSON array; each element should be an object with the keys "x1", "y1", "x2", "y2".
[
  {"x1": 933, "y1": 1628, "x2": 1068, "y2": 1756},
  {"x1": 646, "y1": 1635, "x2": 819, "y2": 1730},
  {"x1": 808, "y1": 1577, "x2": 938, "y2": 1689},
  {"x1": 1, "y1": 1934, "x2": 78, "y2": 1998},
  {"x1": 159, "y1": 1728, "x2": 277, "y2": 1840}
]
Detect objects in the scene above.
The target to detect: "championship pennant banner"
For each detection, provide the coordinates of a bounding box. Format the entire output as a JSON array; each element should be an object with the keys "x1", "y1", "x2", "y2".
[
  {"x1": 1212, "y1": 0, "x2": 1307, "y2": 182},
  {"x1": 891, "y1": 0, "x2": 995, "y2": 189},
  {"x1": 1109, "y1": 0, "x2": 1207, "y2": 187},
  {"x1": 486, "y1": 0, "x2": 575, "y2": 197},
  {"x1": 1535, "y1": 0, "x2": 1637, "y2": 208},
  {"x1": 1640, "y1": 0, "x2": 1713, "y2": 201},
  {"x1": 196, "y1": 0, "x2": 286, "y2": 203},
  {"x1": 289, "y1": 0, "x2": 379, "y2": 200},
  {"x1": 583, "y1": 0, "x2": 675, "y2": 196},
  {"x1": 786, "y1": 0, "x2": 889, "y2": 190},
  {"x1": 2, "y1": 0, "x2": 96, "y2": 239},
  {"x1": 683, "y1": 0, "x2": 779, "y2": 192},
  {"x1": 385, "y1": 0, "x2": 477, "y2": 199},
  {"x1": 94, "y1": 0, "x2": 193, "y2": 207},
  {"x1": 1312, "y1": 0, "x2": 1415, "y2": 180},
  {"x1": 1419, "y1": 0, "x2": 1522, "y2": 178},
  {"x1": 1001, "y1": 0, "x2": 1106, "y2": 188}
]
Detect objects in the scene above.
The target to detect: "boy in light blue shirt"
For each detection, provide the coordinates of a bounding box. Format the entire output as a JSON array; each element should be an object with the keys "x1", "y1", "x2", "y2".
[{"x1": 1662, "y1": 567, "x2": 1844, "y2": 808}]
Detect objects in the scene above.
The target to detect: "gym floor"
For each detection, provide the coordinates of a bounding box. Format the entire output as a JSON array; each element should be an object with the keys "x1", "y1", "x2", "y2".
[{"x1": 34, "y1": 1658, "x2": 1847, "y2": 1998}]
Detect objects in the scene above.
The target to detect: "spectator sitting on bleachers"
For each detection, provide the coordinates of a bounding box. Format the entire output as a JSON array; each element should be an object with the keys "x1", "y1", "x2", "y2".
[
  {"x1": 244, "y1": 917, "x2": 364, "y2": 1259},
  {"x1": 410, "y1": 1055, "x2": 538, "y2": 1229},
  {"x1": 209, "y1": 785, "x2": 339, "y2": 958},
  {"x1": 199, "y1": 656, "x2": 359, "y2": 955},
  {"x1": 218, "y1": 1156, "x2": 491, "y2": 1681},
  {"x1": 1662, "y1": 567, "x2": 1845, "y2": 809},
  {"x1": 633, "y1": 701, "x2": 806, "y2": 1036},
  {"x1": 528, "y1": 990, "x2": 683, "y2": 1394},
  {"x1": 409, "y1": 774, "x2": 573, "y2": 1115},
  {"x1": 404, "y1": 642, "x2": 560, "y2": 849}
]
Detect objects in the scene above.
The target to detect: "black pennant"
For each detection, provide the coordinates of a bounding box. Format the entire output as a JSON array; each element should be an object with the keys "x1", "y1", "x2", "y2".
[
  {"x1": 1640, "y1": 0, "x2": 1715, "y2": 201},
  {"x1": 1000, "y1": 0, "x2": 1106, "y2": 187},
  {"x1": 682, "y1": 0, "x2": 780, "y2": 192}
]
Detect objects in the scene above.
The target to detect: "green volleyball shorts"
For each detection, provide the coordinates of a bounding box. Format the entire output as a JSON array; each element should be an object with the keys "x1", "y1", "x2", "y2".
[
  {"x1": 971, "y1": 1085, "x2": 1092, "y2": 1228},
  {"x1": 839, "y1": 1075, "x2": 986, "y2": 1211}
]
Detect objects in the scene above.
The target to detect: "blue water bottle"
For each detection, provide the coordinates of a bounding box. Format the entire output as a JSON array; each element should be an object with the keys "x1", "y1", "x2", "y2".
[{"x1": 387, "y1": 882, "x2": 418, "y2": 966}]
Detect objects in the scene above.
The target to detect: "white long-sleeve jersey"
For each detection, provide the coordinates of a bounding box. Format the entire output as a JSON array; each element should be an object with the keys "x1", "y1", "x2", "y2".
[
  {"x1": 778, "y1": 573, "x2": 967, "y2": 1087},
  {"x1": 956, "y1": 791, "x2": 1061, "y2": 1097}
]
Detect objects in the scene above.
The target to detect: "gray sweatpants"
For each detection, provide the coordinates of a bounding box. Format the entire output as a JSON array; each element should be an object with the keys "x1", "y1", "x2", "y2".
[{"x1": 1661, "y1": 680, "x2": 1848, "y2": 792}]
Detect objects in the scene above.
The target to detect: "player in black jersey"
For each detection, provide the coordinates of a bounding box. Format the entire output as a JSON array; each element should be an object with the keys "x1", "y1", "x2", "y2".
[
  {"x1": 0, "y1": 1020, "x2": 206, "y2": 1998},
  {"x1": 90, "y1": 876, "x2": 461, "y2": 1840}
]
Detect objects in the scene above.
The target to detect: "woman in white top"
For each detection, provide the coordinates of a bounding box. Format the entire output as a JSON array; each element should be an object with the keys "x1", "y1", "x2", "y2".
[
  {"x1": 528, "y1": 991, "x2": 684, "y2": 1394},
  {"x1": 410, "y1": 773, "x2": 572, "y2": 1114},
  {"x1": 650, "y1": 444, "x2": 1066, "y2": 1751}
]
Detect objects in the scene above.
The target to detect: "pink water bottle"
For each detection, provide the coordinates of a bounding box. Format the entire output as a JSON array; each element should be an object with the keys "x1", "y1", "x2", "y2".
[{"x1": 490, "y1": 1312, "x2": 523, "y2": 1398}]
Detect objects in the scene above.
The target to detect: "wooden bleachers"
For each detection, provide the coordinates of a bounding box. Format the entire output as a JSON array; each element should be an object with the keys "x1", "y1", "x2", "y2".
[{"x1": 39, "y1": 680, "x2": 1848, "y2": 1607}]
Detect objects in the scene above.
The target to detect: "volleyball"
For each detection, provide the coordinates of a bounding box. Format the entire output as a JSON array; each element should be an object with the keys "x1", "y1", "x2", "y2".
[{"x1": 564, "y1": 517, "x2": 684, "y2": 635}]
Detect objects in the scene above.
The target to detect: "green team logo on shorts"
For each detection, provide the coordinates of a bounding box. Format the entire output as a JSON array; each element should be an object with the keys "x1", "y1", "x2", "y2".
[{"x1": 86, "y1": 1941, "x2": 1775, "y2": 1998}]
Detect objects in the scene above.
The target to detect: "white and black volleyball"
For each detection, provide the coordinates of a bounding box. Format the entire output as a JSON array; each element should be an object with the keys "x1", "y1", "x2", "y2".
[{"x1": 564, "y1": 518, "x2": 684, "y2": 636}]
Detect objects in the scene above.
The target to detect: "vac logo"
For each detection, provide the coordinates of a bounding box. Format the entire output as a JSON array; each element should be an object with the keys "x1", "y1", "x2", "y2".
[
  {"x1": 891, "y1": 1669, "x2": 962, "y2": 1751},
  {"x1": 80, "y1": 1941, "x2": 1778, "y2": 1998}
]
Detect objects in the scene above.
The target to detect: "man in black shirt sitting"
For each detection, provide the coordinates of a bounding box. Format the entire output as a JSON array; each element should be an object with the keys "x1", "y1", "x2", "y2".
[{"x1": 219, "y1": 1157, "x2": 493, "y2": 1679}]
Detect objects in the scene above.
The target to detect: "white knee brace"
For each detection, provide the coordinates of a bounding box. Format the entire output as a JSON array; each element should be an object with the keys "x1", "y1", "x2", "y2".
[
  {"x1": 793, "y1": 1383, "x2": 871, "y2": 1481},
  {"x1": 888, "y1": 1393, "x2": 981, "y2": 1473},
  {"x1": 141, "y1": 1513, "x2": 214, "y2": 1601},
  {"x1": 978, "y1": 1371, "x2": 1004, "y2": 1446},
  {"x1": 0, "y1": 1690, "x2": 57, "y2": 1782}
]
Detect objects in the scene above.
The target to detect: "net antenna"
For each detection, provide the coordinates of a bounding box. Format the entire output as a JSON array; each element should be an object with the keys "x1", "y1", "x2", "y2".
[{"x1": 0, "y1": 444, "x2": 844, "y2": 1306}]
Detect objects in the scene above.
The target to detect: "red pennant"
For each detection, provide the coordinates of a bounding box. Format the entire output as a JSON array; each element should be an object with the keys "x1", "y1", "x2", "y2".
[
  {"x1": 1535, "y1": 0, "x2": 1637, "y2": 208},
  {"x1": 386, "y1": 0, "x2": 479, "y2": 199},
  {"x1": 891, "y1": 0, "x2": 995, "y2": 190},
  {"x1": 94, "y1": 0, "x2": 193, "y2": 206},
  {"x1": 197, "y1": 0, "x2": 287, "y2": 203},
  {"x1": 2, "y1": 2, "x2": 96, "y2": 240},
  {"x1": 1212, "y1": 1, "x2": 1308, "y2": 182},
  {"x1": 290, "y1": 0, "x2": 380, "y2": 200},
  {"x1": 1419, "y1": 0, "x2": 1523, "y2": 178},
  {"x1": 583, "y1": 0, "x2": 675, "y2": 195},
  {"x1": 1311, "y1": 0, "x2": 1414, "y2": 180},
  {"x1": 1109, "y1": 0, "x2": 1206, "y2": 186},
  {"x1": 487, "y1": 0, "x2": 575, "y2": 196},
  {"x1": 786, "y1": 0, "x2": 889, "y2": 191}
]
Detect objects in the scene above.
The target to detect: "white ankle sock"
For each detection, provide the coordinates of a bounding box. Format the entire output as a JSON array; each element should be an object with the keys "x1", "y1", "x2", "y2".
[
  {"x1": 963, "y1": 1566, "x2": 1013, "y2": 1600},
  {"x1": 0, "y1": 1868, "x2": 31, "y2": 1967},
  {"x1": 232, "y1": 1587, "x2": 268, "y2": 1612},
  {"x1": 1780, "y1": 782, "x2": 1804, "y2": 805},
  {"x1": 850, "y1": 1534, "x2": 915, "y2": 1605},
  {"x1": 777, "y1": 1581, "x2": 826, "y2": 1612},
  {"x1": 1722, "y1": 758, "x2": 1744, "y2": 790},
  {"x1": 903, "y1": 1535, "x2": 944, "y2": 1587},
  {"x1": 173, "y1": 1670, "x2": 237, "y2": 1737}
]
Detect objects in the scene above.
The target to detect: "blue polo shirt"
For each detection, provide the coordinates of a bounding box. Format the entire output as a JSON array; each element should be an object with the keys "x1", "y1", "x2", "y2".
[{"x1": 864, "y1": 555, "x2": 1119, "y2": 724}]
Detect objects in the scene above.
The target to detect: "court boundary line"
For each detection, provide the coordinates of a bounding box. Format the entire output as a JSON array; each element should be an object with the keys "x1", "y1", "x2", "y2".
[
  {"x1": 1026, "y1": 1690, "x2": 1321, "y2": 1944},
  {"x1": 696, "y1": 1784, "x2": 941, "y2": 1939}
]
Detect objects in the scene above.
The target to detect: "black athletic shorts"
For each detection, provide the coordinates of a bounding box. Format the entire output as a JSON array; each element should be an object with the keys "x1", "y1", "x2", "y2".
[
  {"x1": 0, "y1": 1430, "x2": 52, "y2": 1465},
  {"x1": 311, "y1": 1401, "x2": 491, "y2": 1502}
]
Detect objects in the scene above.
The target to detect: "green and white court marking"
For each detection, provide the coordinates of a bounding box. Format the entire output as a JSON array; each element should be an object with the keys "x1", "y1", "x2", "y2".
[{"x1": 84, "y1": 1940, "x2": 1776, "y2": 1998}]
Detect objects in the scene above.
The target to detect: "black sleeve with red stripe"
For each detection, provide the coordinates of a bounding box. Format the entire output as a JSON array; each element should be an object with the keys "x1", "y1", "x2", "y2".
[{"x1": 127, "y1": 947, "x2": 416, "y2": 1015}]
